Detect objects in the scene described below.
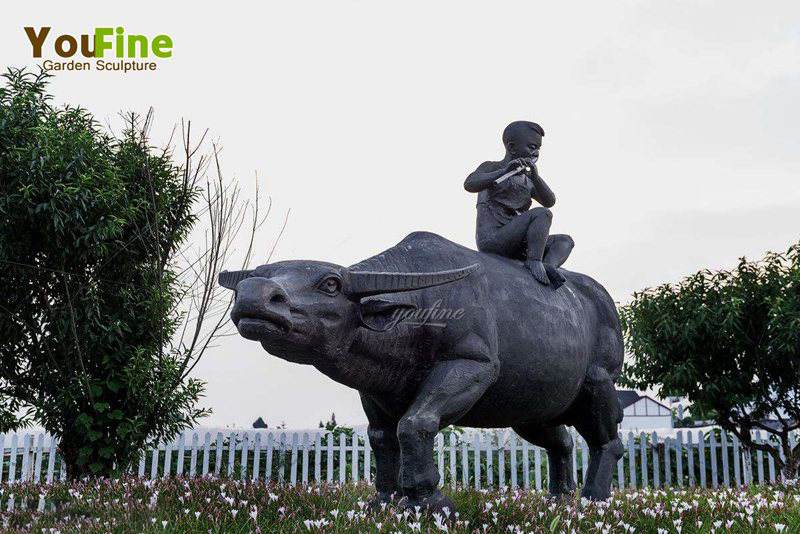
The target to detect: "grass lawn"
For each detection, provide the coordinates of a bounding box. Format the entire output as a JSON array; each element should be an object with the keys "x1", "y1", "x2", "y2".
[{"x1": 0, "y1": 477, "x2": 798, "y2": 533}]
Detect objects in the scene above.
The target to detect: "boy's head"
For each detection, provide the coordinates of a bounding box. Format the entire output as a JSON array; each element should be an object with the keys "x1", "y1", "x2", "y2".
[{"x1": 503, "y1": 121, "x2": 544, "y2": 158}]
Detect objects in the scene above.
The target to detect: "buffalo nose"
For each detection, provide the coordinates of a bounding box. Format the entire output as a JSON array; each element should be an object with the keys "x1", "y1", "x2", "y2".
[
  {"x1": 231, "y1": 277, "x2": 291, "y2": 322},
  {"x1": 239, "y1": 277, "x2": 288, "y2": 303}
]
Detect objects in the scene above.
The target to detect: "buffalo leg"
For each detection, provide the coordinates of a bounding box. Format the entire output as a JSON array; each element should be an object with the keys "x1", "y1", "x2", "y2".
[
  {"x1": 513, "y1": 424, "x2": 576, "y2": 496},
  {"x1": 397, "y1": 359, "x2": 495, "y2": 514},
  {"x1": 360, "y1": 393, "x2": 401, "y2": 507},
  {"x1": 572, "y1": 366, "x2": 624, "y2": 500}
]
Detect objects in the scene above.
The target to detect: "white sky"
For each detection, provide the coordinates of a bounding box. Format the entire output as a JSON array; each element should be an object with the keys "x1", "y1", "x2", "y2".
[{"x1": 3, "y1": 1, "x2": 800, "y2": 428}]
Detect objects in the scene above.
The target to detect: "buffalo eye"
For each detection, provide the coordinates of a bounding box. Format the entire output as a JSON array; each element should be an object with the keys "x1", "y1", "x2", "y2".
[{"x1": 318, "y1": 276, "x2": 342, "y2": 295}]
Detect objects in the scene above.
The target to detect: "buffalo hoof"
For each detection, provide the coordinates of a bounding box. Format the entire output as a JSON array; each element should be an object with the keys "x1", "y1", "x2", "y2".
[
  {"x1": 580, "y1": 485, "x2": 612, "y2": 501},
  {"x1": 548, "y1": 480, "x2": 577, "y2": 500},
  {"x1": 398, "y1": 491, "x2": 456, "y2": 518},
  {"x1": 367, "y1": 491, "x2": 396, "y2": 512}
]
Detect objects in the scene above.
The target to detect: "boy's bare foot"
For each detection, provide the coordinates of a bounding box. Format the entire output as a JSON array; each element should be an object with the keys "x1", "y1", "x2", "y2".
[{"x1": 525, "y1": 259, "x2": 550, "y2": 285}]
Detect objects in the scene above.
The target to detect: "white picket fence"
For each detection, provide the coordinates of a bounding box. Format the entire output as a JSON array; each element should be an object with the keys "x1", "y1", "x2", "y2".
[{"x1": 0, "y1": 428, "x2": 792, "y2": 489}]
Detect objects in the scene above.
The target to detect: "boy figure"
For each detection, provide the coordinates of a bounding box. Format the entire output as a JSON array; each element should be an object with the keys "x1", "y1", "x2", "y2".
[{"x1": 464, "y1": 120, "x2": 573, "y2": 286}]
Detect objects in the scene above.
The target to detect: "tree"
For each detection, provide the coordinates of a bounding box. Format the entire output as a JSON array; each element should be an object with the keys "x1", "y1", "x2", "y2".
[
  {"x1": 620, "y1": 243, "x2": 800, "y2": 478},
  {"x1": 0, "y1": 68, "x2": 266, "y2": 478}
]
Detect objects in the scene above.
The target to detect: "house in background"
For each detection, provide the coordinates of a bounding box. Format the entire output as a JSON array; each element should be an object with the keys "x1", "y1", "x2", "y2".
[{"x1": 618, "y1": 390, "x2": 673, "y2": 430}]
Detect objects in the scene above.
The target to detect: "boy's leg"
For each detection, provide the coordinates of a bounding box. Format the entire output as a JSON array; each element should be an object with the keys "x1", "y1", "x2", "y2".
[
  {"x1": 523, "y1": 207, "x2": 553, "y2": 284},
  {"x1": 543, "y1": 234, "x2": 574, "y2": 268},
  {"x1": 540, "y1": 234, "x2": 574, "y2": 288},
  {"x1": 478, "y1": 207, "x2": 553, "y2": 284}
]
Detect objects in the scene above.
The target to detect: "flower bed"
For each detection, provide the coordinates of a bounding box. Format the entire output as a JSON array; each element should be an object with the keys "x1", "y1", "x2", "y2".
[{"x1": 0, "y1": 477, "x2": 797, "y2": 533}]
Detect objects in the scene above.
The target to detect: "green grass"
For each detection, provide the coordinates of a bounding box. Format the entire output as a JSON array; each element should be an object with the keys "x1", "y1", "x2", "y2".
[{"x1": 0, "y1": 477, "x2": 798, "y2": 533}]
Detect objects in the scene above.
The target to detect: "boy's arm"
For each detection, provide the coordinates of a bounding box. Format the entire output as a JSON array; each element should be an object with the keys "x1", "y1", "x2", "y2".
[
  {"x1": 464, "y1": 161, "x2": 519, "y2": 193},
  {"x1": 530, "y1": 166, "x2": 556, "y2": 208}
]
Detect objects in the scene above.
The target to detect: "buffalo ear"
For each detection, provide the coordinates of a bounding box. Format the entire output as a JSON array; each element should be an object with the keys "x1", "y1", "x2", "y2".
[
  {"x1": 358, "y1": 298, "x2": 417, "y2": 332},
  {"x1": 218, "y1": 270, "x2": 254, "y2": 290}
]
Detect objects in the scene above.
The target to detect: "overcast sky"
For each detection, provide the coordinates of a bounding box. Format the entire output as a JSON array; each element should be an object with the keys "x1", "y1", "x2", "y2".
[{"x1": 4, "y1": 1, "x2": 800, "y2": 428}]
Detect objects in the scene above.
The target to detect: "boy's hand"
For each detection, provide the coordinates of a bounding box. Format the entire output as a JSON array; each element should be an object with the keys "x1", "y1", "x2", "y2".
[
  {"x1": 520, "y1": 157, "x2": 538, "y2": 176},
  {"x1": 502, "y1": 159, "x2": 524, "y2": 174}
]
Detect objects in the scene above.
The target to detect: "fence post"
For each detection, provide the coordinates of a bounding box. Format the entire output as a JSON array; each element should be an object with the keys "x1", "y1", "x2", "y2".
[
  {"x1": 732, "y1": 434, "x2": 741, "y2": 487},
  {"x1": 189, "y1": 433, "x2": 199, "y2": 477},
  {"x1": 448, "y1": 433, "x2": 457, "y2": 489},
  {"x1": 486, "y1": 433, "x2": 493, "y2": 487},
  {"x1": 498, "y1": 435, "x2": 506, "y2": 488},
  {"x1": 20, "y1": 434, "x2": 32, "y2": 482},
  {"x1": 150, "y1": 442, "x2": 159, "y2": 480},
  {"x1": 675, "y1": 432, "x2": 683, "y2": 487},
  {"x1": 364, "y1": 432, "x2": 372, "y2": 484},
  {"x1": 253, "y1": 433, "x2": 262, "y2": 481},
  {"x1": 767, "y1": 434, "x2": 776, "y2": 483},
  {"x1": 580, "y1": 436, "x2": 588, "y2": 484},
  {"x1": 301, "y1": 433, "x2": 309, "y2": 484},
  {"x1": 8, "y1": 434, "x2": 19, "y2": 484},
  {"x1": 338, "y1": 433, "x2": 346, "y2": 484},
  {"x1": 720, "y1": 430, "x2": 730, "y2": 487},
  {"x1": 290, "y1": 433, "x2": 299, "y2": 485},
  {"x1": 214, "y1": 432, "x2": 224, "y2": 476},
  {"x1": 639, "y1": 432, "x2": 648, "y2": 487},
  {"x1": 239, "y1": 432, "x2": 250, "y2": 480},
  {"x1": 0, "y1": 434, "x2": 5, "y2": 485},
  {"x1": 175, "y1": 433, "x2": 186, "y2": 476},
  {"x1": 709, "y1": 431, "x2": 718, "y2": 488},
  {"x1": 652, "y1": 431, "x2": 660, "y2": 488},
  {"x1": 474, "y1": 433, "x2": 482, "y2": 490},
  {"x1": 663, "y1": 436, "x2": 671, "y2": 487},
  {"x1": 534, "y1": 445, "x2": 542, "y2": 491},
  {"x1": 138, "y1": 448, "x2": 146, "y2": 479},
  {"x1": 326, "y1": 432, "x2": 334, "y2": 483},
  {"x1": 202, "y1": 432, "x2": 212, "y2": 476},
  {"x1": 627, "y1": 432, "x2": 636, "y2": 488},
  {"x1": 461, "y1": 438, "x2": 469, "y2": 488},
  {"x1": 277, "y1": 433, "x2": 287, "y2": 484},
  {"x1": 510, "y1": 434, "x2": 518, "y2": 489},
  {"x1": 698, "y1": 431, "x2": 707, "y2": 487},
  {"x1": 686, "y1": 431, "x2": 695, "y2": 487},
  {"x1": 265, "y1": 433, "x2": 275, "y2": 483},
  {"x1": 313, "y1": 433, "x2": 321, "y2": 483},
  {"x1": 162, "y1": 437, "x2": 172, "y2": 478},
  {"x1": 350, "y1": 433, "x2": 358, "y2": 483},
  {"x1": 522, "y1": 437, "x2": 529, "y2": 490},
  {"x1": 436, "y1": 433, "x2": 444, "y2": 487},
  {"x1": 34, "y1": 434, "x2": 44, "y2": 483},
  {"x1": 572, "y1": 434, "x2": 578, "y2": 487},
  {"x1": 227, "y1": 432, "x2": 237, "y2": 477}
]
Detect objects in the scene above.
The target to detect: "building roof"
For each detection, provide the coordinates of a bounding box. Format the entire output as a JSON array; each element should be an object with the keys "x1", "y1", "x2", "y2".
[
  {"x1": 617, "y1": 390, "x2": 642, "y2": 409},
  {"x1": 618, "y1": 390, "x2": 673, "y2": 412}
]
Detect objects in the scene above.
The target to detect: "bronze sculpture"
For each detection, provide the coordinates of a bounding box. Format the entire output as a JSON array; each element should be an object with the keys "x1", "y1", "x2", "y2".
[{"x1": 221, "y1": 237, "x2": 623, "y2": 513}]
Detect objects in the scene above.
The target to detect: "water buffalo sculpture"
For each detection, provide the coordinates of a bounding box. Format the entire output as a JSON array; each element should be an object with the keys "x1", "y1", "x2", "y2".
[{"x1": 220, "y1": 231, "x2": 624, "y2": 513}]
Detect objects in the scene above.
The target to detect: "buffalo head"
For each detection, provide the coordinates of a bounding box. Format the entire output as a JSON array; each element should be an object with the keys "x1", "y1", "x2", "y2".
[{"x1": 219, "y1": 261, "x2": 478, "y2": 363}]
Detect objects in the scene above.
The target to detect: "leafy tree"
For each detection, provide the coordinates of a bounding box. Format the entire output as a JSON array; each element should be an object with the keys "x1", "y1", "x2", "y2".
[
  {"x1": 0, "y1": 69, "x2": 263, "y2": 478},
  {"x1": 620, "y1": 243, "x2": 800, "y2": 478}
]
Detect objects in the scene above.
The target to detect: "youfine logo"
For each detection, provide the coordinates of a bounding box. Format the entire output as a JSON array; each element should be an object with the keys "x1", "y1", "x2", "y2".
[{"x1": 24, "y1": 27, "x2": 173, "y2": 73}]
